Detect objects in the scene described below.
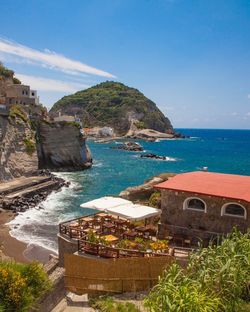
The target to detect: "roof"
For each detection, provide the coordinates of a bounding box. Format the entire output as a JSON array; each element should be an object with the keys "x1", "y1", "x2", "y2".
[{"x1": 155, "y1": 171, "x2": 250, "y2": 202}]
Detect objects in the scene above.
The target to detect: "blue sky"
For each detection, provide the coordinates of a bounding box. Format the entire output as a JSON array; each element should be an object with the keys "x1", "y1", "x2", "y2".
[{"x1": 0, "y1": 0, "x2": 250, "y2": 129}]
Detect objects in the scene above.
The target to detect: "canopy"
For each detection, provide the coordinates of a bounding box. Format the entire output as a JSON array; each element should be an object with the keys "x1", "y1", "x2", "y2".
[
  {"x1": 106, "y1": 204, "x2": 161, "y2": 221},
  {"x1": 80, "y1": 196, "x2": 131, "y2": 211}
]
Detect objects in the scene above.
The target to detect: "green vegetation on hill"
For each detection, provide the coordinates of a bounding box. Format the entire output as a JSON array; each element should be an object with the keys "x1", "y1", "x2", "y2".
[
  {"x1": 144, "y1": 229, "x2": 250, "y2": 312},
  {"x1": 50, "y1": 81, "x2": 173, "y2": 135}
]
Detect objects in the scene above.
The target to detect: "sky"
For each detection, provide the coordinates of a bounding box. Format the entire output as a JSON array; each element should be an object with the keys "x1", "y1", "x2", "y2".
[{"x1": 0, "y1": 0, "x2": 250, "y2": 129}]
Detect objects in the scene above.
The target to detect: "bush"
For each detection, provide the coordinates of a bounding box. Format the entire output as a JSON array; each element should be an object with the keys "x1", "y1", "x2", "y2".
[
  {"x1": 144, "y1": 229, "x2": 250, "y2": 312},
  {"x1": 23, "y1": 138, "x2": 36, "y2": 156},
  {"x1": 9, "y1": 105, "x2": 28, "y2": 123},
  {"x1": 0, "y1": 262, "x2": 51, "y2": 312},
  {"x1": 149, "y1": 192, "x2": 161, "y2": 208},
  {"x1": 134, "y1": 121, "x2": 145, "y2": 129},
  {"x1": 0, "y1": 63, "x2": 14, "y2": 78},
  {"x1": 13, "y1": 77, "x2": 21, "y2": 84}
]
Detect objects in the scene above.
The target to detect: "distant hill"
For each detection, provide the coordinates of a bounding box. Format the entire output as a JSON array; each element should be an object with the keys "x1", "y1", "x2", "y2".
[{"x1": 50, "y1": 81, "x2": 173, "y2": 135}]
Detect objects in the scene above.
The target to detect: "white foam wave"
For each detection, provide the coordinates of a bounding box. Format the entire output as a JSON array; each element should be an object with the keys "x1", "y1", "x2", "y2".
[{"x1": 8, "y1": 173, "x2": 79, "y2": 253}]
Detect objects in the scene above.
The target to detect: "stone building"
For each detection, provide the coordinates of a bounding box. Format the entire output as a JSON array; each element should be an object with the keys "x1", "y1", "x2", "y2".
[
  {"x1": 155, "y1": 171, "x2": 250, "y2": 244},
  {"x1": 6, "y1": 84, "x2": 39, "y2": 106}
]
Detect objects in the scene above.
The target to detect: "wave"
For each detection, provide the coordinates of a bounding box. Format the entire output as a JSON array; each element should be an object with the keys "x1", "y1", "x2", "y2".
[{"x1": 8, "y1": 173, "x2": 79, "y2": 253}]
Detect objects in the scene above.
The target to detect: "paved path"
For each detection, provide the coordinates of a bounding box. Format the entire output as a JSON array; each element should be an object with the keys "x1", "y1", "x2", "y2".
[{"x1": 0, "y1": 176, "x2": 50, "y2": 195}]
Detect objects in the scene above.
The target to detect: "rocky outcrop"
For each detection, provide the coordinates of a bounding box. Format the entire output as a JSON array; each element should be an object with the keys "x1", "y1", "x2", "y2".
[
  {"x1": 36, "y1": 121, "x2": 92, "y2": 171},
  {"x1": 119, "y1": 173, "x2": 176, "y2": 202},
  {"x1": 126, "y1": 128, "x2": 175, "y2": 141},
  {"x1": 0, "y1": 113, "x2": 38, "y2": 181},
  {"x1": 110, "y1": 141, "x2": 143, "y2": 152}
]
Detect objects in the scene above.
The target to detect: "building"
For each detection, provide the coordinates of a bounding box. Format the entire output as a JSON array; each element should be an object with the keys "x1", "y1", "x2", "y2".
[
  {"x1": 98, "y1": 126, "x2": 114, "y2": 137},
  {"x1": 155, "y1": 171, "x2": 250, "y2": 244},
  {"x1": 6, "y1": 84, "x2": 39, "y2": 106},
  {"x1": 54, "y1": 112, "x2": 83, "y2": 127}
]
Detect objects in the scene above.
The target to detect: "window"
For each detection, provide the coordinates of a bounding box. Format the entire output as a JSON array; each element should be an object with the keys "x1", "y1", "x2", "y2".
[
  {"x1": 32, "y1": 92, "x2": 34, "y2": 96},
  {"x1": 221, "y1": 203, "x2": 246, "y2": 219},
  {"x1": 183, "y1": 197, "x2": 206, "y2": 212}
]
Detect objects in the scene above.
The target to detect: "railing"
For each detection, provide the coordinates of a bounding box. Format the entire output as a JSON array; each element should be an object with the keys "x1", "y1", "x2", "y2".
[{"x1": 78, "y1": 239, "x2": 169, "y2": 259}]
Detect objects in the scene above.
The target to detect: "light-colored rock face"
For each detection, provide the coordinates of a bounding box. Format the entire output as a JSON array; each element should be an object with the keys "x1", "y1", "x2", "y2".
[
  {"x1": 37, "y1": 121, "x2": 92, "y2": 171},
  {"x1": 0, "y1": 114, "x2": 38, "y2": 181}
]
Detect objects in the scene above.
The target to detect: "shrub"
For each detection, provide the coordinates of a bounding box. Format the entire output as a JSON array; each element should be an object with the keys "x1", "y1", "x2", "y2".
[
  {"x1": 23, "y1": 138, "x2": 36, "y2": 156},
  {"x1": 134, "y1": 121, "x2": 145, "y2": 130},
  {"x1": 0, "y1": 262, "x2": 51, "y2": 312},
  {"x1": 0, "y1": 63, "x2": 14, "y2": 78},
  {"x1": 149, "y1": 192, "x2": 161, "y2": 208},
  {"x1": 9, "y1": 105, "x2": 28, "y2": 123},
  {"x1": 13, "y1": 77, "x2": 21, "y2": 84},
  {"x1": 144, "y1": 229, "x2": 250, "y2": 311}
]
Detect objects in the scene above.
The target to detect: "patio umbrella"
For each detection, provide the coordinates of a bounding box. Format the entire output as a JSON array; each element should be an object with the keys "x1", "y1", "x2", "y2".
[
  {"x1": 80, "y1": 196, "x2": 131, "y2": 211},
  {"x1": 106, "y1": 203, "x2": 161, "y2": 221}
]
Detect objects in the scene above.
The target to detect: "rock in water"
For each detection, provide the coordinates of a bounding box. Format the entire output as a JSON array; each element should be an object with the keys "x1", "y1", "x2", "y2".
[{"x1": 36, "y1": 121, "x2": 92, "y2": 171}]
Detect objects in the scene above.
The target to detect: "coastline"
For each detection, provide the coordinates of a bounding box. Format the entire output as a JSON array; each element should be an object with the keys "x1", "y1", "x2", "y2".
[{"x1": 0, "y1": 210, "x2": 57, "y2": 264}]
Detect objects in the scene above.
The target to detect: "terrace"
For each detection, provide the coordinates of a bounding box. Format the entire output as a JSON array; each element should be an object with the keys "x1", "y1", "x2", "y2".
[{"x1": 59, "y1": 206, "x2": 193, "y2": 261}]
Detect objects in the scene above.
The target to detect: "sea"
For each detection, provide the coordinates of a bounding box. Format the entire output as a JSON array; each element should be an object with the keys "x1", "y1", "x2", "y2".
[{"x1": 8, "y1": 128, "x2": 250, "y2": 253}]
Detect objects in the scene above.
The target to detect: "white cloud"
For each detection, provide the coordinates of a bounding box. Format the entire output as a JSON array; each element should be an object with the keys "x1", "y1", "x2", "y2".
[
  {"x1": 246, "y1": 112, "x2": 250, "y2": 117},
  {"x1": 247, "y1": 94, "x2": 250, "y2": 99},
  {"x1": 16, "y1": 73, "x2": 89, "y2": 93},
  {"x1": 230, "y1": 112, "x2": 238, "y2": 116},
  {"x1": 0, "y1": 38, "x2": 115, "y2": 78}
]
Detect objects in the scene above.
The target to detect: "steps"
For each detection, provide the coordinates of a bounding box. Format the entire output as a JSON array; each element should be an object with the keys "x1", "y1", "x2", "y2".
[
  {"x1": 0, "y1": 176, "x2": 51, "y2": 196},
  {"x1": 5, "y1": 180, "x2": 58, "y2": 199}
]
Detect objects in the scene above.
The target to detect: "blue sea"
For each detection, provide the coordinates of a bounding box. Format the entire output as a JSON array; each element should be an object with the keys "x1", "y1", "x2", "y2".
[{"x1": 9, "y1": 129, "x2": 250, "y2": 252}]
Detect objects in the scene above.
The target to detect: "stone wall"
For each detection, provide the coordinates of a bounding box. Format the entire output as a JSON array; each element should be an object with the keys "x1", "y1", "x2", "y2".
[
  {"x1": 159, "y1": 189, "x2": 249, "y2": 242},
  {"x1": 58, "y1": 234, "x2": 79, "y2": 266}
]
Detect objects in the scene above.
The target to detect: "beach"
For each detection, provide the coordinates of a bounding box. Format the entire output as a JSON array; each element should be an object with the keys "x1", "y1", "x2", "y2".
[{"x1": 0, "y1": 210, "x2": 55, "y2": 263}]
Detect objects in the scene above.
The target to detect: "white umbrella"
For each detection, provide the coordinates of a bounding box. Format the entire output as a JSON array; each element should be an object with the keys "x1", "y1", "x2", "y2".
[
  {"x1": 80, "y1": 196, "x2": 131, "y2": 211},
  {"x1": 107, "y1": 203, "x2": 161, "y2": 221}
]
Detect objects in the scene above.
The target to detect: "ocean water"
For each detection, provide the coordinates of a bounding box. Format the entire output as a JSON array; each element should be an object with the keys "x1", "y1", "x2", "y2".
[{"x1": 8, "y1": 129, "x2": 250, "y2": 252}]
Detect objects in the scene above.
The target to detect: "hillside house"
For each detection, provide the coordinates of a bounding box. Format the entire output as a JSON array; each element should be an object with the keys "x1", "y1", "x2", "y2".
[
  {"x1": 155, "y1": 171, "x2": 250, "y2": 245},
  {"x1": 6, "y1": 84, "x2": 39, "y2": 106}
]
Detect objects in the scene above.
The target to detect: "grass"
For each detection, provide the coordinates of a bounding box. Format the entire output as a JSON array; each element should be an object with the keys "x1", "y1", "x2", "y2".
[
  {"x1": 90, "y1": 296, "x2": 141, "y2": 312},
  {"x1": 144, "y1": 229, "x2": 250, "y2": 312}
]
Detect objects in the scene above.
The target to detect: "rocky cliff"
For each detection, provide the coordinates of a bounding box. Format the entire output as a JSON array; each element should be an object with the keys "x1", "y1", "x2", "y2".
[
  {"x1": 50, "y1": 81, "x2": 173, "y2": 136},
  {"x1": 0, "y1": 108, "x2": 38, "y2": 181},
  {"x1": 36, "y1": 121, "x2": 92, "y2": 171},
  {"x1": 0, "y1": 63, "x2": 92, "y2": 181}
]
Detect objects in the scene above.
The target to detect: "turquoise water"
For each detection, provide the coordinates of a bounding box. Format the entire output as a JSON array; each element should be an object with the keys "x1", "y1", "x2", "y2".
[{"x1": 9, "y1": 129, "x2": 250, "y2": 252}]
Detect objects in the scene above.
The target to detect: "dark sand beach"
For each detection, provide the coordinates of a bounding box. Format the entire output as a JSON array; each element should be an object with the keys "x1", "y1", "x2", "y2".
[{"x1": 0, "y1": 210, "x2": 56, "y2": 264}]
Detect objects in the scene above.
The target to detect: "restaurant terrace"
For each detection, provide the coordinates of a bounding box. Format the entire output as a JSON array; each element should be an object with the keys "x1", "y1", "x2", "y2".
[{"x1": 58, "y1": 197, "x2": 192, "y2": 262}]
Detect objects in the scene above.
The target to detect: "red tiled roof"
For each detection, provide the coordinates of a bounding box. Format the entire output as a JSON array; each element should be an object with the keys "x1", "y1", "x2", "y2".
[{"x1": 155, "y1": 171, "x2": 250, "y2": 202}]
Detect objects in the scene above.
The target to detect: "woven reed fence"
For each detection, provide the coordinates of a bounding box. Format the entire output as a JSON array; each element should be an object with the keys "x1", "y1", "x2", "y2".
[{"x1": 64, "y1": 253, "x2": 174, "y2": 294}]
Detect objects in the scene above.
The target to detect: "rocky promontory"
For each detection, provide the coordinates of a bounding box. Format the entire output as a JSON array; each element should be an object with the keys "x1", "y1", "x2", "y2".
[
  {"x1": 50, "y1": 81, "x2": 174, "y2": 136},
  {"x1": 36, "y1": 120, "x2": 92, "y2": 171}
]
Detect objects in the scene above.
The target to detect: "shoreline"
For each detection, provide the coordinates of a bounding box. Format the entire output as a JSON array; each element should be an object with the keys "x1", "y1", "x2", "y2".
[
  {"x1": 0, "y1": 172, "x2": 65, "y2": 264},
  {"x1": 0, "y1": 210, "x2": 57, "y2": 263}
]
